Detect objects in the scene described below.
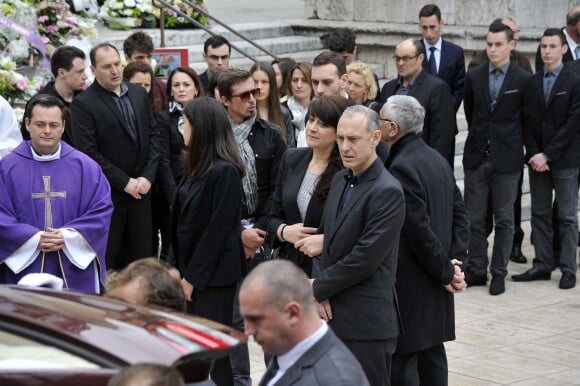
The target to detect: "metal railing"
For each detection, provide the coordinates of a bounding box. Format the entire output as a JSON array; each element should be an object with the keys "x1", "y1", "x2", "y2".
[{"x1": 152, "y1": 0, "x2": 280, "y2": 62}]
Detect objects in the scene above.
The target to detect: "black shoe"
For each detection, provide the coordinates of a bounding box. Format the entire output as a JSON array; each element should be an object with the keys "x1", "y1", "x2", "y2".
[
  {"x1": 489, "y1": 276, "x2": 505, "y2": 295},
  {"x1": 509, "y1": 245, "x2": 527, "y2": 264},
  {"x1": 559, "y1": 272, "x2": 576, "y2": 289},
  {"x1": 511, "y1": 267, "x2": 551, "y2": 282},
  {"x1": 465, "y1": 271, "x2": 487, "y2": 286}
]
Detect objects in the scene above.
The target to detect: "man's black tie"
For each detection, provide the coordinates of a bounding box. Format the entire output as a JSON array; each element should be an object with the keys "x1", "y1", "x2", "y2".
[
  {"x1": 428, "y1": 46, "x2": 437, "y2": 75},
  {"x1": 261, "y1": 356, "x2": 279, "y2": 385}
]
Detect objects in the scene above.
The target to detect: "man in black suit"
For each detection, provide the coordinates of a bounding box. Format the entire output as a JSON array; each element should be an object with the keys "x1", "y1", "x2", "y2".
[
  {"x1": 512, "y1": 29, "x2": 580, "y2": 290},
  {"x1": 239, "y1": 260, "x2": 370, "y2": 386},
  {"x1": 468, "y1": 17, "x2": 532, "y2": 265},
  {"x1": 535, "y1": 6, "x2": 580, "y2": 73},
  {"x1": 418, "y1": 4, "x2": 465, "y2": 113},
  {"x1": 376, "y1": 39, "x2": 455, "y2": 166},
  {"x1": 381, "y1": 95, "x2": 468, "y2": 386},
  {"x1": 72, "y1": 43, "x2": 159, "y2": 271},
  {"x1": 200, "y1": 35, "x2": 231, "y2": 94},
  {"x1": 462, "y1": 21, "x2": 536, "y2": 295},
  {"x1": 307, "y1": 105, "x2": 405, "y2": 386}
]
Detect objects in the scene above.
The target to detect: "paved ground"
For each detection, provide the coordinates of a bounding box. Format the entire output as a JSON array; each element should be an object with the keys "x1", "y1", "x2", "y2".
[{"x1": 248, "y1": 223, "x2": 580, "y2": 385}]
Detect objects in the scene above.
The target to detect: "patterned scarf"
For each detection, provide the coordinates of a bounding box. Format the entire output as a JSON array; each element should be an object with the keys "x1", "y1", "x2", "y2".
[
  {"x1": 231, "y1": 115, "x2": 259, "y2": 214},
  {"x1": 169, "y1": 100, "x2": 185, "y2": 136}
]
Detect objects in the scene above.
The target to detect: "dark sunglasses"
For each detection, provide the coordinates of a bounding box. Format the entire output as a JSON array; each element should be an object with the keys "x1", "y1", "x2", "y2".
[{"x1": 231, "y1": 88, "x2": 260, "y2": 101}]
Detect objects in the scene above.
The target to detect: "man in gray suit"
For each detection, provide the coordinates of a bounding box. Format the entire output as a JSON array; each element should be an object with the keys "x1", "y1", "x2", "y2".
[{"x1": 239, "y1": 260, "x2": 369, "y2": 386}]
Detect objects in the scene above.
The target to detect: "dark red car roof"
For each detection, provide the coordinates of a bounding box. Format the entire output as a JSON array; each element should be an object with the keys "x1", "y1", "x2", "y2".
[{"x1": 0, "y1": 285, "x2": 244, "y2": 367}]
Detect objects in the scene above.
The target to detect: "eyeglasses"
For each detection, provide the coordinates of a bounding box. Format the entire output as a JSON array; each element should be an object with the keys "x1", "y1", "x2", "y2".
[
  {"x1": 207, "y1": 54, "x2": 230, "y2": 61},
  {"x1": 392, "y1": 55, "x2": 419, "y2": 63},
  {"x1": 379, "y1": 117, "x2": 393, "y2": 123},
  {"x1": 231, "y1": 88, "x2": 260, "y2": 101}
]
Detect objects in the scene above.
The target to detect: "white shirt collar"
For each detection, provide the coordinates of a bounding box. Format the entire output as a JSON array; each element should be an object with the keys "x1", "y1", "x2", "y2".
[
  {"x1": 564, "y1": 29, "x2": 579, "y2": 58},
  {"x1": 31, "y1": 143, "x2": 61, "y2": 162},
  {"x1": 423, "y1": 37, "x2": 442, "y2": 52},
  {"x1": 267, "y1": 321, "x2": 328, "y2": 386}
]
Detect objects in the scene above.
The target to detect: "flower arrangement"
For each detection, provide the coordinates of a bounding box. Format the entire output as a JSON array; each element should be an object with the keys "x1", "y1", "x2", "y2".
[
  {"x1": 34, "y1": 0, "x2": 97, "y2": 49},
  {"x1": 0, "y1": 56, "x2": 41, "y2": 105},
  {"x1": 100, "y1": 0, "x2": 207, "y2": 29}
]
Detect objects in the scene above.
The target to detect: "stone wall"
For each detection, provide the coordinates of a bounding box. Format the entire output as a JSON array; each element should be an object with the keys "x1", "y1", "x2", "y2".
[
  {"x1": 304, "y1": 0, "x2": 573, "y2": 28},
  {"x1": 296, "y1": 0, "x2": 580, "y2": 78}
]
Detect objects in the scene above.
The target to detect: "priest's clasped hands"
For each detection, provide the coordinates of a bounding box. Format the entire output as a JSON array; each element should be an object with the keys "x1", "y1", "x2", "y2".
[
  {"x1": 38, "y1": 227, "x2": 64, "y2": 253},
  {"x1": 124, "y1": 177, "x2": 152, "y2": 199}
]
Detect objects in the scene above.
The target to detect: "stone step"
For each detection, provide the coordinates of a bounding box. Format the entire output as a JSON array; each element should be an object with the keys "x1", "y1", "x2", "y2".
[
  {"x1": 94, "y1": 21, "x2": 297, "y2": 50},
  {"x1": 189, "y1": 49, "x2": 325, "y2": 72},
  {"x1": 171, "y1": 35, "x2": 323, "y2": 64}
]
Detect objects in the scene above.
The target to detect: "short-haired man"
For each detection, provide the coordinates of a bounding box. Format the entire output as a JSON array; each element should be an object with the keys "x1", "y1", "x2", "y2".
[
  {"x1": 72, "y1": 43, "x2": 159, "y2": 271},
  {"x1": 462, "y1": 21, "x2": 536, "y2": 295},
  {"x1": 512, "y1": 29, "x2": 580, "y2": 290},
  {"x1": 376, "y1": 39, "x2": 455, "y2": 166},
  {"x1": 239, "y1": 260, "x2": 370, "y2": 386},
  {"x1": 123, "y1": 31, "x2": 168, "y2": 110},
  {"x1": 299, "y1": 105, "x2": 405, "y2": 385},
  {"x1": 381, "y1": 95, "x2": 468, "y2": 385},
  {"x1": 469, "y1": 17, "x2": 532, "y2": 73},
  {"x1": 328, "y1": 29, "x2": 380, "y2": 93},
  {"x1": 535, "y1": 6, "x2": 580, "y2": 72},
  {"x1": 0, "y1": 95, "x2": 113, "y2": 293},
  {"x1": 418, "y1": 4, "x2": 465, "y2": 113},
  {"x1": 468, "y1": 17, "x2": 532, "y2": 265},
  {"x1": 21, "y1": 46, "x2": 87, "y2": 145},
  {"x1": 218, "y1": 68, "x2": 286, "y2": 386},
  {"x1": 328, "y1": 28, "x2": 357, "y2": 65},
  {"x1": 311, "y1": 51, "x2": 349, "y2": 99},
  {"x1": 200, "y1": 35, "x2": 231, "y2": 94}
]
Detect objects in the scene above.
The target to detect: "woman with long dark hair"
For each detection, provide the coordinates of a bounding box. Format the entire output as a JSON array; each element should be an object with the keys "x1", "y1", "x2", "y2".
[
  {"x1": 250, "y1": 61, "x2": 294, "y2": 145},
  {"x1": 123, "y1": 62, "x2": 162, "y2": 113},
  {"x1": 152, "y1": 66, "x2": 204, "y2": 260},
  {"x1": 170, "y1": 96, "x2": 245, "y2": 386},
  {"x1": 281, "y1": 62, "x2": 313, "y2": 148},
  {"x1": 268, "y1": 96, "x2": 348, "y2": 276}
]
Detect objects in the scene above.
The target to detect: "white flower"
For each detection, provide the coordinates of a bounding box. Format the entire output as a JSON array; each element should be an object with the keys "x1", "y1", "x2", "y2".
[
  {"x1": 109, "y1": 1, "x2": 124, "y2": 10},
  {"x1": 123, "y1": 8, "x2": 134, "y2": 16},
  {"x1": 124, "y1": 0, "x2": 136, "y2": 8}
]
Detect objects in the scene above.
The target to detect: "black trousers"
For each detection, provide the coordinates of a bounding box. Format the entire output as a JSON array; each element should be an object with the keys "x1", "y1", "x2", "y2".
[
  {"x1": 188, "y1": 285, "x2": 237, "y2": 386},
  {"x1": 106, "y1": 197, "x2": 153, "y2": 271},
  {"x1": 343, "y1": 337, "x2": 397, "y2": 386},
  {"x1": 391, "y1": 343, "x2": 448, "y2": 386}
]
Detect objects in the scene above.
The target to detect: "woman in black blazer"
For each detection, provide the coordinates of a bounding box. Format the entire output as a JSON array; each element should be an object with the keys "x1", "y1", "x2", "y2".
[
  {"x1": 153, "y1": 67, "x2": 204, "y2": 260},
  {"x1": 170, "y1": 97, "x2": 245, "y2": 386},
  {"x1": 269, "y1": 96, "x2": 348, "y2": 276}
]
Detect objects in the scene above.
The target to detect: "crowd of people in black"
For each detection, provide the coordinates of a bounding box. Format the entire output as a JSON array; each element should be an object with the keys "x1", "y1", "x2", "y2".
[{"x1": 2, "y1": 2, "x2": 580, "y2": 385}]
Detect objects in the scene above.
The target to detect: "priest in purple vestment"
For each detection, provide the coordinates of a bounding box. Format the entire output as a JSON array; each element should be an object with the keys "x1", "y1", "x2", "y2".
[{"x1": 0, "y1": 95, "x2": 113, "y2": 293}]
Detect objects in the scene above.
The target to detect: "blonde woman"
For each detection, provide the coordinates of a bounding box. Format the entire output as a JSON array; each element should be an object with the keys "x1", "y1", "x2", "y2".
[{"x1": 344, "y1": 61, "x2": 379, "y2": 109}]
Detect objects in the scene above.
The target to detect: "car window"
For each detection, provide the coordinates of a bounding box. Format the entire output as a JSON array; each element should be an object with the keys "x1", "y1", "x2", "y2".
[{"x1": 0, "y1": 330, "x2": 100, "y2": 370}]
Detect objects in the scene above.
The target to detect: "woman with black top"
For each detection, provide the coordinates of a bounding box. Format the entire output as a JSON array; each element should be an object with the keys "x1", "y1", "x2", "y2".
[
  {"x1": 170, "y1": 97, "x2": 245, "y2": 386},
  {"x1": 268, "y1": 96, "x2": 348, "y2": 276}
]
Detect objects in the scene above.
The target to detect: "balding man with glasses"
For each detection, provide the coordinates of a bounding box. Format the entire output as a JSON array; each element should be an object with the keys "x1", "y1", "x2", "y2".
[{"x1": 376, "y1": 39, "x2": 455, "y2": 166}]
